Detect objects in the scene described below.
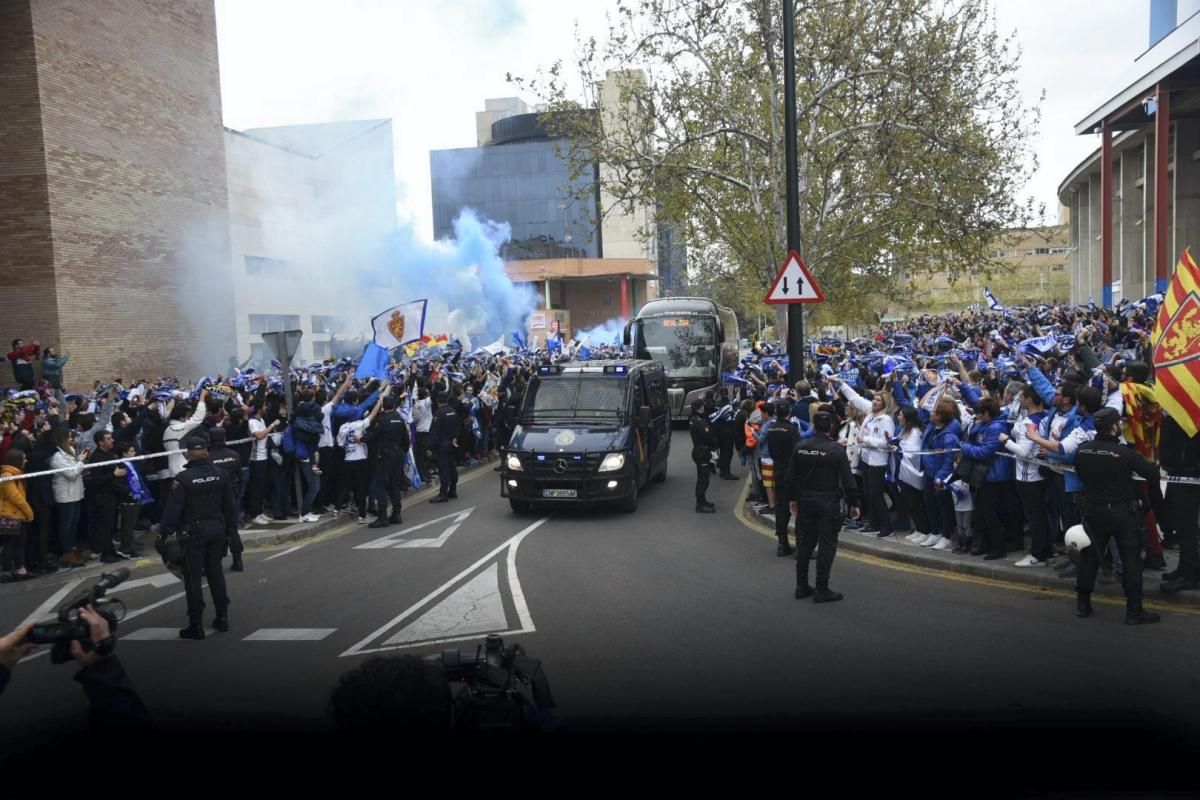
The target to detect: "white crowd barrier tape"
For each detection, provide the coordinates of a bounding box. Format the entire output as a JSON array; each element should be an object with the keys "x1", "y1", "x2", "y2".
[
  {"x1": 854, "y1": 443, "x2": 1200, "y2": 486},
  {"x1": 0, "y1": 436, "x2": 258, "y2": 484}
]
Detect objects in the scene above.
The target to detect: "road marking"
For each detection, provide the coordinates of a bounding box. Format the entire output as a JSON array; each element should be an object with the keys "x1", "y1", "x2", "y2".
[
  {"x1": 383, "y1": 564, "x2": 507, "y2": 646},
  {"x1": 109, "y1": 573, "x2": 181, "y2": 593},
  {"x1": 20, "y1": 578, "x2": 83, "y2": 627},
  {"x1": 264, "y1": 543, "x2": 309, "y2": 561},
  {"x1": 341, "y1": 516, "x2": 549, "y2": 657},
  {"x1": 732, "y1": 478, "x2": 1200, "y2": 616},
  {"x1": 243, "y1": 628, "x2": 336, "y2": 641},
  {"x1": 353, "y1": 507, "x2": 475, "y2": 550}
]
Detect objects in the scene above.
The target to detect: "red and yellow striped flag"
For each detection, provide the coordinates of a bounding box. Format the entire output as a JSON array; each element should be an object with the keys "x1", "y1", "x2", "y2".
[{"x1": 1151, "y1": 247, "x2": 1200, "y2": 436}]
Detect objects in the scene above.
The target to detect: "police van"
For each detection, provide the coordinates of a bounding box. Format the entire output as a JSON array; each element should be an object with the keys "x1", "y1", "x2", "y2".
[{"x1": 500, "y1": 360, "x2": 670, "y2": 513}]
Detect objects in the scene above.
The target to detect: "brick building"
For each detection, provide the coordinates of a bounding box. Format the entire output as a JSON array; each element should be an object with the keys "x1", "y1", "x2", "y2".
[{"x1": 0, "y1": 0, "x2": 234, "y2": 387}]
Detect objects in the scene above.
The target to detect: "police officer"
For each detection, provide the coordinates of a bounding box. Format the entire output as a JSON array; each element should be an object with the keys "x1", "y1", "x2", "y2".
[
  {"x1": 428, "y1": 392, "x2": 460, "y2": 504},
  {"x1": 206, "y1": 426, "x2": 244, "y2": 572},
  {"x1": 1160, "y1": 413, "x2": 1200, "y2": 595},
  {"x1": 767, "y1": 402, "x2": 801, "y2": 557},
  {"x1": 1073, "y1": 406, "x2": 1170, "y2": 625},
  {"x1": 158, "y1": 429, "x2": 238, "y2": 640},
  {"x1": 710, "y1": 387, "x2": 738, "y2": 480},
  {"x1": 787, "y1": 410, "x2": 861, "y2": 603},
  {"x1": 690, "y1": 399, "x2": 716, "y2": 512},
  {"x1": 364, "y1": 386, "x2": 409, "y2": 527}
]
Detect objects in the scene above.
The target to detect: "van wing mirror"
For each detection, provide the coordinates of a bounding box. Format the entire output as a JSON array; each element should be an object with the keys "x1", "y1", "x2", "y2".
[
  {"x1": 638, "y1": 405, "x2": 651, "y2": 428},
  {"x1": 623, "y1": 319, "x2": 634, "y2": 346}
]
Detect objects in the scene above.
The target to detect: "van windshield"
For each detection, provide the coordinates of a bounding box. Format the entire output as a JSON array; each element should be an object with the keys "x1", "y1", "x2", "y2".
[{"x1": 523, "y1": 377, "x2": 627, "y2": 422}]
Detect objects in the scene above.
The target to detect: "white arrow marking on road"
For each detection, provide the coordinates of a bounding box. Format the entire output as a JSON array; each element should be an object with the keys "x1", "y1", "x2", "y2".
[
  {"x1": 20, "y1": 578, "x2": 83, "y2": 627},
  {"x1": 243, "y1": 628, "x2": 337, "y2": 641},
  {"x1": 109, "y1": 573, "x2": 181, "y2": 594},
  {"x1": 353, "y1": 507, "x2": 475, "y2": 550},
  {"x1": 341, "y1": 516, "x2": 548, "y2": 657}
]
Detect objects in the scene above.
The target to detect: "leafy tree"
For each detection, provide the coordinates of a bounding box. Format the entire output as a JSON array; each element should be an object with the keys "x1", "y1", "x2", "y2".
[{"x1": 511, "y1": 0, "x2": 1042, "y2": 336}]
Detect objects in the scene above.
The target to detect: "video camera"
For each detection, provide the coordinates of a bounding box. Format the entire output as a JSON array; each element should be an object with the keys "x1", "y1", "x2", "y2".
[
  {"x1": 427, "y1": 634, "x2": 559, "y2": 731},
  {"x1": 25, "y1": 569, "x2": 129, "y2": 664}
]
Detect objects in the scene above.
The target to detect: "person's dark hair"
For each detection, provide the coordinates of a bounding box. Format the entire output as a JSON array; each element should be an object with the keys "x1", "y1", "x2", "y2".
[
  {"x1": 329, "y1": 655, "x2": 452, "y2": 732},
  {"x1": 1020, "y1": 385, "x2": 1045, "y2": 407},
  {"x1": 4, "y1": 449, "x2": 25, "y2": 468},
  {"x1": 1105, "y1": 364, "x2": 1124, "y2": 384},
  {"x1": 976, "y1": 397, "x2": 1001, "y2": 420},
  {"x1": 298, "y1": 390, "x2": 315, "y2": 403},
  {"x1": 1058, "y1": 381, "x2": 1080, "y2": 403},
  {"x1": 1075, "y1": 386, "x2": 1102, "y2": 414},
  {"x1": 794, "y1": 380, "x2": 811, "y2": 396},
  {"x1": 1124, "y1": 361, "x2": 1150, "y2": 384},
  {"x1": 775, "y1": 402, "x2": 791, "y2": 419},
  {"x1": 11, "y1": 339, "x2": 21, "y2": 351},
  {"x1": 762, "y1": 401, "x2": 775, "y2": 418},
  {"x1": 345, "y1": 390, "x2": 360, "y2": 406},
  {"x1": 900, "y1": 406, "x2": 922, "y2": 433},
  {"x1": 812, "y1": 411, "x2": 834, "y2": 434},
  {"x1": 382, "y1": 396, "x2": 397, "y2": 411},
  {"x1": 170, "y1": 403, "x2": 190, "y2": 421},
  {"x1": 76, "y1": 413, "x2": 95, "y2": 431},
  {"x1": 434, "y1": 392, "x2": 449, "y2": 405}
]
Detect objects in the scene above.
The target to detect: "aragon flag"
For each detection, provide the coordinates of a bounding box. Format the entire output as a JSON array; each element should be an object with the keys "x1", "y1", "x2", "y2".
[{"x1": 1151, "y1": 247, "x2": 1200, "y2": 436}]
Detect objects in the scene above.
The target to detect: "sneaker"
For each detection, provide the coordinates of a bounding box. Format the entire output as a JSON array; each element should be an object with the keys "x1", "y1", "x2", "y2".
[
  {"x1": 905, "y1": 532, "x2": 924, "y2": 543},
  {"x1": 875, "y1": 531, "x2": 894, "y2": 540},
  {"x1": 1014, "y1": 554, "x2": 1043, "y2": 567},
  {"x1": 114, "y1": 549, "x2": 137, "y2": 560},
  {"x1": 931, "y1": 536, "x2": 952, "y2": 551},
  {"x1": 919, "y1": 533, "x2": 940, "y2": 547},
  {"x1": 300, "y1": 513, "x2": 320, "y2": 523},
  {"x1": 859, "y1": 528, "x2": 879, "y2": 535},
  {"x1": 356, "y1": 516, "x2": 370, "y2": 525},
  {"x1": 253, "y1": 514, "x2": 272, "y2": 526},
  {"x1": 99, "y1": 552, "x2": 123, "y2": 564}
]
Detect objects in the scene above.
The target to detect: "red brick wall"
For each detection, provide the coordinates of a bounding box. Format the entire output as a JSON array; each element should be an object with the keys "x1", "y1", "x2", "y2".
[
  {"x1": 0, "y1": 0, "x2": 61, "y2": 372},
  {"x1": 0, "y1": 0, "x2": 234, "y2": 388}
]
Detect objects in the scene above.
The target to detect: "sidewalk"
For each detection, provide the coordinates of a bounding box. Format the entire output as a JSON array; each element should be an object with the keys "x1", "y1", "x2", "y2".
[
  {"x1": 751, "y1": 502, "x2": 1200, "y2": 609},
  {"x1": 0, "y1": 454, "x2": 499, "y2": 598}
]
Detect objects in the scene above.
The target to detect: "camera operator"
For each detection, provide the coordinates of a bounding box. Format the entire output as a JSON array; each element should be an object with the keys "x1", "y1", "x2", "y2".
[{"x1": 0, "y1": 609, "x2": 148, "y2": 728}]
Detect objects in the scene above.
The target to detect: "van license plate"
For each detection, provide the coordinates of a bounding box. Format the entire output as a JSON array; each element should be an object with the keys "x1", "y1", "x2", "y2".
[{"x1": 542, "y1": 489, "x2": 577, "y2": 498}]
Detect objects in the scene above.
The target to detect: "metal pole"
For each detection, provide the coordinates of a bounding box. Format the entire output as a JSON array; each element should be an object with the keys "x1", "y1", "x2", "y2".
[{"x1": 783, "y1": 0, "x2": 804, "y2": 386}]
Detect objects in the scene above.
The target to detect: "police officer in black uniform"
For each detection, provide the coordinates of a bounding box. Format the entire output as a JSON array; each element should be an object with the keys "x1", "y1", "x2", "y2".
[
  {"x1": 711, "y1": 387, "x2": 738, "y2": 480},
  {"x1": 787, "y1": 410, "x2": 861, "y2": 603},
  {"x1": 1160, "y1": 413, "x2": 1200, "y2": 595},
  {"x1": 206, "y1": 426, "x2": 244, "y2": 572},
  {"x1": 767, "y1": 402, "x2": 802, "y2": 557},
  {"x1": 364, "y1": 386, "x2": 409, "y2": 527},
  {"x1": 158, "y1": 429, "x2": 238, "y2": 640},
  {"x1": 428, "y1": 392, "x2": 460, "y2": 504},
  {"x1": 1073, "y1": 407, "x2": 1170, "y2": 624},
  {"x1": 690, "y1": 399, "x2": 716, "y2": 512}
]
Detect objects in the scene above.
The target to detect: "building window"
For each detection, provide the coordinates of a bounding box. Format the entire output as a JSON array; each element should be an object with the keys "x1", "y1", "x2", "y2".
[
  {"x1": 1051, "y1": 265, "x2": 1065, "y2": 272},
  {"x1": 1048, "y1": 247, "x2": 1070, "y2": 254},
  {"x1": 311, "y1": 315, "x2": 345, "y2": 334},
  {"x1": 248, "y1": 314, "x2": 301, "y2": 335},
  {"x1": 1033, "y1": 247, "x2": 1051, "y2": 255},
  {"x1": 245, "y1": 255, "x2": 291, "y2": 278},
  {"x1": 312, "y1": 341, "x2": 332, "y2": 359}
]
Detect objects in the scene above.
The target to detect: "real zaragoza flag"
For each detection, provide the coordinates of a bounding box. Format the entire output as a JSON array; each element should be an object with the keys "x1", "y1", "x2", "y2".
[{"x1": 1151, "y1": 247, "x2": 1200, "y2": 436}]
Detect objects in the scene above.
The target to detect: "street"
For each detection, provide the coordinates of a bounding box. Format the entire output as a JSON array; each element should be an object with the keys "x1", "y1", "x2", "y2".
[{"x1": 3, "y1": 429, "x2": 1199, "y2": 750}]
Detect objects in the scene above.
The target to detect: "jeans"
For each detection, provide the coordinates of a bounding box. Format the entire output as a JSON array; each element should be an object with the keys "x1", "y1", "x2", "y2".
[
  {"x1": 898, "y1": 481, "x2": 930, "y2": 535},
  {"x1": 0, "y1": 523, "x2": 25, "y2": 572},
  {"x1": 864, "y1": 465, "x2": 891, "y2": 534},
  {"x1": 297, "y1": 459, "x2": 320, "y2": 516},
  {"x1": 58, "y1": 501, "x2": 81, "y2": 552}
]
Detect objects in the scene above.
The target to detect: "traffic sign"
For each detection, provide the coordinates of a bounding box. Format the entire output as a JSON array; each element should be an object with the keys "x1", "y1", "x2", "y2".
[{"x1": 764, "y1": 250, "x2": 824, "y2": 304}]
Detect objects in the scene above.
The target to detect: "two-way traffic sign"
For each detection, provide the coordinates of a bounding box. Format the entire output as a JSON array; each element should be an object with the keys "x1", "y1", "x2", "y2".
[{"x1": 764, "y1": 250, "x2": 824, "y2": 304}]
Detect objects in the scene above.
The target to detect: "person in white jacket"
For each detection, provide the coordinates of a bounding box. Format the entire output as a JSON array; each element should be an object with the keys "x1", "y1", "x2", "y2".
[
  {"x1": 895, "y1": 407, "x2": 936, "y2": 547},
  {"x1": 831, "y1": 377, "x2": 896, "y2": 538},
  {"x1": 162, "y1": 392, "x2": 209, "y2": 478},
  {"x1": 838, "y1": 409, "x2": 865, "y2": 530},
  {"x1": 48, "y1": 426, "x2": 88, "y2": 566},
  {"x1": 1000, "y1": 385, "x2": 1054, "y2": 567}
]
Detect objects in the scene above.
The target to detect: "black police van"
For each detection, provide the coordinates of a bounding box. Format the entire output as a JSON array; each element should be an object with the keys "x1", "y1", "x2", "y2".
[{"x1": 500, "y1": 360, "x2": 670, "y2": 513}]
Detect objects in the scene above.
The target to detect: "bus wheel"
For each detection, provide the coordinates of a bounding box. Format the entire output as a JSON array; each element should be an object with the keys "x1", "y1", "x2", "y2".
[{"x1": 509, "y1": 499, "x2": 531, "y2": 514}]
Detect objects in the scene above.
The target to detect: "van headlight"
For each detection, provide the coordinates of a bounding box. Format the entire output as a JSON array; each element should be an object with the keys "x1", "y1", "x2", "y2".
[
  {"x1": 506, "y1": 454, "x2": 523, "y2": 471},
  {"x1": 598, "y1": 453, "x2": 625, "y2": 472}
]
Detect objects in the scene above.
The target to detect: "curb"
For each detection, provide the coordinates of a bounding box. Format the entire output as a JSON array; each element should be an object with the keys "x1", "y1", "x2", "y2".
[{"x1": 749, "y1": 505, "x2": 1200, "y2": 610}]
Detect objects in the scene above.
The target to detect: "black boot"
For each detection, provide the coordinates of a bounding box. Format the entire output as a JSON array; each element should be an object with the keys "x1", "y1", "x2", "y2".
[
  {"x1": 795, "y1": 582, "x2": 813, "y2": 599},
  {"x1": 368, "y1": 515, "x2": 390, "y2": 528},
  {"x1": 429, "y1": 495, "x2": 449, "y2": 504},
  {"x1": 231, "y1": 554, "x2": 244, "y2": 572},
  {"x1": 447, "y1": 490, "x2": 458, "y2": 499},
  {"x1": 389, "y1": 513, "x2": 402, "y2": 525},
  {"x1": 813, "y1": 586, "x2": 844, "y2": 603},
  {"x1": 777, "y1": 541, "x2": 794, "y2": 557},
  {"x1": 1161, "y1": 576, "x2": 1200, "y2": 594},
  {"x1": 212, "y1": 612, "x2": 229, "y2": 633},
  {"x1": 1075, "y1": 593, "x2": 1093, "y2": 618},
  {"x1": 1125, "y1": 608, "x2": 1161, "y2": 625},
  {"x1": 179, "y1": 623, "x2": 205, "y2": 640},
  {"x1": 695, "y1": 504, "x2": 715, "y2": 513}
]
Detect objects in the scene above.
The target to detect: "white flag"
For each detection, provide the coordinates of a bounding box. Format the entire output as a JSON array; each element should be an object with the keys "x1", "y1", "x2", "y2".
[{"x1": 371, "y1": 300, "x2": 427, "y2": 348}]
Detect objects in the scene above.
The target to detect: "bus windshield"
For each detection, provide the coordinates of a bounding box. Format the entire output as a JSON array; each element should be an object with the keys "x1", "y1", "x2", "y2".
[
  {"x1": 634, "y1": 316, "x2": 718, "y2": 380},
  {"x1": 522, "y1": 377, "x2": 627, "y2": 422}
]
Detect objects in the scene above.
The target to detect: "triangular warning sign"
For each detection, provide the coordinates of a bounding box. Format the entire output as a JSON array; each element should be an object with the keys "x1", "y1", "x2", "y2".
[
  {"x1": 340, "y1": 517, "x2": 548, "y2": 657},
  {"x1": 764, "y1": 250, "x2": 824, "y2": 304}
]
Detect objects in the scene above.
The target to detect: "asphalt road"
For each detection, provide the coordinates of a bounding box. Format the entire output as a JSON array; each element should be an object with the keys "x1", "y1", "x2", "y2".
[{"x1": 3, "y1": 429, "x2": 1200, "y2": 761}]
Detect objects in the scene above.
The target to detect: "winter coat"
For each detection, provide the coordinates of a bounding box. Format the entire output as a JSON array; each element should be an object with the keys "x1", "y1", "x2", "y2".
[
  {"x1": 50, "y1": 449, "x2": 86, "y2": 503},
  {"x1": 0, "y1": 465, "x2": 33, "y2": 521},
  {"x1": 920, "y1": 418, "x2": 962, "y2": 485},
  {"x1": 839, "y1": 385, "x2": 895, "y2": 467},
  {"x1": 959, "y1": 418, "x2": 1016, "y2": 483}
]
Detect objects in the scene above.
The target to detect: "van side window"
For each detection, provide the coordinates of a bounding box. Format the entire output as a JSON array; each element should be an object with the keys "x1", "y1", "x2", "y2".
[{"x1": 645, "y1": 370, "x2": 665, "y2": 413}]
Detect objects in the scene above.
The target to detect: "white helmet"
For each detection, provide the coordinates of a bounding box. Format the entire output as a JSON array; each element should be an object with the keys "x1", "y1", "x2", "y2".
[{"x1": 1064, "y1": 525, "x2": 1091, "y2": 558}]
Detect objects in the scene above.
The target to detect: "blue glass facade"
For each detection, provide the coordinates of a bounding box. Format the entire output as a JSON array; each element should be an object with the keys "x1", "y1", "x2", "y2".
[{"x1": 430, "y1": 139, "x2": 600, "y2": 260}]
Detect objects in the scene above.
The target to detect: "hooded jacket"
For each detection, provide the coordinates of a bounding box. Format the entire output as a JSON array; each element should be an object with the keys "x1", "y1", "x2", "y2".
[{"x1": 0, "y1": 465, "x2": 33, "y2": 521}]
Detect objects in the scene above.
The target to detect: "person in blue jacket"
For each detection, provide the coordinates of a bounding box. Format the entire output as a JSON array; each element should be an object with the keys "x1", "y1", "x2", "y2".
[
  {"x1": 921, "y1": 398, "x2": 962, "y2": 548},
  {"x1": 958, "y1": 397, "x2": 1017, "y2": 560}
]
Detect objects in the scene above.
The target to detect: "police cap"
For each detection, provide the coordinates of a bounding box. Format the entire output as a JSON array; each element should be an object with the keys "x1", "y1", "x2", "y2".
[
  {"x1": 182, "y1": 429, "x2": 210, "y2": 451},
  {"x1": 1092, "y1": 407, "x2": 1120, "y2": 433}
]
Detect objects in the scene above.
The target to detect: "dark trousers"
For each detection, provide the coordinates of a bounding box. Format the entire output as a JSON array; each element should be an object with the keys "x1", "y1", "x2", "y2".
[
  {"x1": 117, "y1": 503, "x2": 140, "y2": 554},
  {"x1": 0, "y1": 524, "x2": 25, "y2": 572},
  {"x1": 31, "y1": 501, "x2": 54, "y2": 564},
  {"x1": 864, "y1": 465, "x2": 891, "y2": 534},
  {"x1": 976, "y1": 482, "x2": 1009, "y2": 557},
  {"x1": 1077, "y1": 504, "x2": 1145, "y2": 612},
  {"x1": 923, "y1": 484, "x2": 955, "y2": 539},
  {"x1": 315, "y1": 446, "x2": 341, "y2": 507},
  {"x1": 90, "y1": 497, "x2": 118, "y2": 555},
  {"x1": 795, "y1": 493, "x2": 842, "y2": 589},
  {"x1": 57, "y1": 500, "x2": 81, "y2": 552},
  {"x1": 694, "y1": 462, "x2": 710, "y2": 504},
  {"x1": 414, "y1": 432, "x2": 431, "y2": 482},
  {"x1": 372, "y1": 454, "x2": 405, "y2": 519},
  {"x1": 344, "y1": 459, "x2": 370, "y2": 518},
  {"x1": 246, "y1": 460, "x2": 268, "y2": 518},
  {"x1": 1015, "y1": 480, "x2": 1053, "y2": 560},
  {"x1": 182, "y1": 526, "x2": 228, "y2": 625},
  {"x1": 1001, "y1": 480, "x2": 1025, "y2": 549},
  {"x1": 436, "y1": 442, "x2": 458, "y2": 497},
  {"x1": 1166, "y1": 483, "x2": 1200, "y2": 581},
  {"x1": 898, "y1": 482, "x2": 930, "y2": 535},
  {"x1": 716, "y1": 429, "x2": 734, "y2": 475},
  {"x1": 269, "y1": 459, "x2": 292, "y2": 517},
  {"x1": 775, "y1": 493, "x2": 792, "y2": 542}
]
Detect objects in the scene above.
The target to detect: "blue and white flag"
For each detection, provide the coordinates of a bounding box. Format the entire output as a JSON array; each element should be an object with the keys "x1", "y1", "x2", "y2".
[
  {"x1": 511, "y1": 330, "x2": 525, "y2": 349},
  {"x1": 1135, "y1": 292, "x2": 1165, "y2": 317},
  {"x1": 355, "y1": 342, "x2": 391, "y2": 381},
  {"x1": 1016, "y1": 334, "x2": 1058, "y2": 355},
  {"x1": 984, "y1": 288, "x2": 1005, "y2": 312},
  {"x1": 371, "y1": 300, "x2": 427, "y2": 349},
  {"x1": 1087, "y1": 296, "x2": 1097, "y2": 311}
]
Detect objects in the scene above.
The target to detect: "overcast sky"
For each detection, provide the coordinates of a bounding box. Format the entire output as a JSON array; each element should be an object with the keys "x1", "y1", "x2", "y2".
[{"x1": 215, "y1": 0, "x2": 1149, "y2": 240}]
